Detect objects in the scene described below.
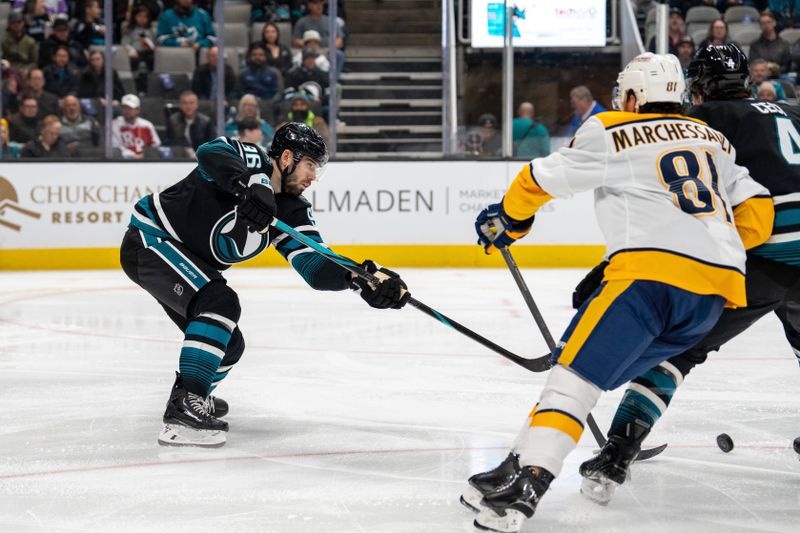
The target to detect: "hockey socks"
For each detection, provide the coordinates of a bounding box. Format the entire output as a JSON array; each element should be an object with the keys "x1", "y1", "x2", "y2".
[
  {"x1": 516, "y1": 365, "x2": 601, "y2": 477},
  {"x1": 608, "y1": 361, "x2": 683, "y2": 438},
  {"x1": 179, "y1": 312, "x2": 236, "y2": 397}
]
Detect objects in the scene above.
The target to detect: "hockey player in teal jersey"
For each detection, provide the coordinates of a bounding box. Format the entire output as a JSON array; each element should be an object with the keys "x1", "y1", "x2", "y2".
[{"x1": 120, "y1": 123, "x2": 409, "y2": 447}]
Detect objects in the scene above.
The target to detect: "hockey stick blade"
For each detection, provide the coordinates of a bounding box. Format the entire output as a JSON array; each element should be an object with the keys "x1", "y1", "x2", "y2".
[
  {"x1": 497, "y1": 247, "x2": 669, "y2": 454},
  {"x1": 270, "y1": 219, "x2": 552, "y2": 373},
  {"x1": 637, "y1": 443, "x2": 668, "y2": 461}
]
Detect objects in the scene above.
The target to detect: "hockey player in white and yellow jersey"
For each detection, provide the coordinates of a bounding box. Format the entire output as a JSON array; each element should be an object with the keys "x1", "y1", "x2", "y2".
[{"x1": 461, "y1": 53, "x2": 774, "y2": 533}]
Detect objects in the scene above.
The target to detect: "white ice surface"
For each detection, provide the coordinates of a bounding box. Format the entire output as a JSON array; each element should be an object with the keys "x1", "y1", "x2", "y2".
[{"x1": 0, "y1": 268, "x2": 798, "y2": 533}]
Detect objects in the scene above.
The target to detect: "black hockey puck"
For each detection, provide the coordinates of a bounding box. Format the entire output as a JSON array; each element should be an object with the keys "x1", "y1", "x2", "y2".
[
  {"x1": 716, "y1": 433, "x2": 734, "y2": 453},
  {"x1": 793, "y1": 436, "x2": 800, "y2": 455}
]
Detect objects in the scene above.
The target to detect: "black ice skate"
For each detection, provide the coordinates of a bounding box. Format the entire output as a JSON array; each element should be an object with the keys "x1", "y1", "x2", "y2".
[
  {"x1": 579, "y1": 419, "x2": 650, "y2": 505},
  {"x1": 473, "y1": 466, "x2": 554, "y2": 533},
  {"x1": 158, "y1": 373, "x2": 229, "y2": 448},
  {"x1": 205, "y1": 395, "x2": 228, "y2": 418},
  {"x1": 460, "y1": 453, "x2": 522, "y2": 513},
  {"x1": 170, "y1": 372, "x2": 229, "y2": 417}
]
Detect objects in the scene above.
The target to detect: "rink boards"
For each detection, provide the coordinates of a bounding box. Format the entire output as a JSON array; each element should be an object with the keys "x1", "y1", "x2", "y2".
[{"x1": 0, "y1": 161, "x2": 604, "y2": 270}]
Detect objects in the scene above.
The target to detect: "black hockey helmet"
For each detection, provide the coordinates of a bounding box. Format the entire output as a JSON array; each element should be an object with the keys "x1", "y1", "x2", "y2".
[
  {"x1": 268, "y1": 122, "x2": 329, "y2": 177},
  {"x1": 687, "y1": 43, "x2": 750, "y2": 100}
]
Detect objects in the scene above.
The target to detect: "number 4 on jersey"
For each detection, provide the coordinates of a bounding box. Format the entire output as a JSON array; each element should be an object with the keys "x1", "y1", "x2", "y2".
[{"x1": 776, "y1": 117, "x2": 800, "y2": 165}]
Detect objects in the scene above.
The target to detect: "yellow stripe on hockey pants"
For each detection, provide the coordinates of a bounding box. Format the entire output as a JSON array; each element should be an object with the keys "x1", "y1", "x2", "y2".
[
  {"x1": 557, "y1": 280, "x2": 634, "y2": 367},
  {"x1": 515, "y1": 365, "x2": 602, "y2": 477}
]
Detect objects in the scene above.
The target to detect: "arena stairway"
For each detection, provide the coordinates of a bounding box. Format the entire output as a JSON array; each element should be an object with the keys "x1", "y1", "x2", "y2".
[{"x1": 337, "y1": 0, "x2": 443, "y2": 158}]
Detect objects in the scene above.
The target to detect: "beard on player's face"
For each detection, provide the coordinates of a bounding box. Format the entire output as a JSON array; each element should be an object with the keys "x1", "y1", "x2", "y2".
[{"x1": 283, "y1": 157, "x2": 320, "y2": 195}]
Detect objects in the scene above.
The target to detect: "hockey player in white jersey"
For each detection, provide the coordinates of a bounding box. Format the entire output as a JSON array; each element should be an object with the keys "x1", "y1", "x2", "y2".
[{"x1": 461, "y1": 53, "x2": 774, "y2": 532}]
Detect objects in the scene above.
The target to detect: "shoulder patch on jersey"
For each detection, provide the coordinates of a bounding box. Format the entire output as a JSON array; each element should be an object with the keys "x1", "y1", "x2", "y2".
[{"x1": 597, "y1": 112, "x2": 707, "y2": 130}]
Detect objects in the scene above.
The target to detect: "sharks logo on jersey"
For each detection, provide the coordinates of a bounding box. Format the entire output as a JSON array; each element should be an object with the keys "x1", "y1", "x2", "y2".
[{"x1": 210, "y1": 209, "x2": 270, "y2": 265}]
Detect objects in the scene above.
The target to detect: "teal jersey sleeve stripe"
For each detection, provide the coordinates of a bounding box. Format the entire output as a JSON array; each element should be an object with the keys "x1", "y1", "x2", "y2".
[
  {"x1": 196, "y1": 138, "x2": 240, "y2": 182},
  {"x1": 275, "y1": 233, "x2": 324, "y2": 257},
  {"x1": 289, "y1": 252, "x2": 329, "y2": 286}
]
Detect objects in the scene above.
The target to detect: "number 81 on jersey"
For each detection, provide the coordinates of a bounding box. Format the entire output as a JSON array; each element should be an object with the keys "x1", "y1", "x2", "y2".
[{"x1": 657, "y1": 148, "x2": 732, "y2": 223}]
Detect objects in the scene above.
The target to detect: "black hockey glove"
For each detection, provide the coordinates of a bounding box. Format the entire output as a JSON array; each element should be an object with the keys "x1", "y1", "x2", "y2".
[
  {"x1": 237, "y1": 174, "x2": 276, "y2": 233},
  {"x1": 572, "y1": 260, "x2": 609, "y2": 309},
  {"x1": 351, "y1": 260, "x2": 410, "y2": 310}
]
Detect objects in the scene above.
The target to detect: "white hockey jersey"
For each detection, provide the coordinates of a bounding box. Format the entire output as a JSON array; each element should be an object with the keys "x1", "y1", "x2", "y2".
[{"x1": 503, "y1": 111, "x2": 774, "y2": 307}]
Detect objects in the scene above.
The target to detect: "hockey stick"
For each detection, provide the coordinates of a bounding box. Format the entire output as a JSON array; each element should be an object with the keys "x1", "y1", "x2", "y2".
[
  {"x1": 269, "y1": 218, "x2": 552, "y2": 372},
  {"x1": 498, "y1": 247, "x2": 667, "y2": 460}
]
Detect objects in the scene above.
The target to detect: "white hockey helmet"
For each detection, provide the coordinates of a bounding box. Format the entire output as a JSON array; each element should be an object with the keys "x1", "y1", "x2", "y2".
[{"x1": 614, "y1": 53, "x2": 686, "y2": 111}]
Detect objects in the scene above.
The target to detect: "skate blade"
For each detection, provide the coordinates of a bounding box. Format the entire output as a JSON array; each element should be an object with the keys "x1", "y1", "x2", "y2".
[
  {"x1": 158, "y1": 423, "x2": 227, "y2": 448},
  {"x1": 580, "y1": 476, "x2": 618, "y2": 506},
  {"x1": 460, "y1": 485, "x2": 486, "y2": 513},
  {"x1": 474, "y1": 508, "x2": 526, "y2": 533}
]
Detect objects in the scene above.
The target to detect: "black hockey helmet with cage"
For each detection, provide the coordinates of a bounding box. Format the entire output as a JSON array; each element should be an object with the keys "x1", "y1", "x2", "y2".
[
  {"x1": 268, "y1": 122, "x2": 329, "y2": 170},
  {"x1": 687, "y1": 43, "x2": 750, "y2": 101}
]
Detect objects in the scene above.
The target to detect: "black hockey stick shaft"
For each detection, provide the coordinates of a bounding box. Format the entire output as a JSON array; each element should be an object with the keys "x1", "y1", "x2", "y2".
[
  {"x1": 498, "y1": 247, "x2": 667, "y2": 460},
  {"x1": 271, "y1": 219, "x2": 550, "y2": 372},
  {"x1": 498, "y1": 247, "x2": 607, "y2": 446}
]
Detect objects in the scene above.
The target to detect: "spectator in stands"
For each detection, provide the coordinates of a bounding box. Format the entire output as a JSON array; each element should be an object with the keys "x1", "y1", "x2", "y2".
[
  {"x1": 156, "y1": 0, "x2": 216, "y2": 49},
  {"x1": 292, "y1": 0, "x2": 345, "y2": 76},
  {"x1": 292, "y1": 0, "x2": 343, "y2": 49},
  {"x1": 121, "y1": 6, "x2": 156, "y2": 80},
  {"x1": 676, "y1": 35, "x2": 696, "y2": 75},
  {"x1": 471, "y1": 113, "x2": 501, "y2": 157},
  {"x1": 39, "y1": 18, "x2": 87, "y2": 69},
  {"x1": 285, "y1": 92, "x2": 328, "y2": 145},
  {"x1": 235, "y1": 116, "x2": 263, "y2": 145},
  {"x1": 2, "y1": 61, "x2": 23, "y2": 114},
  {"x1": 73, "y1": 0, "x2": 107, "y2": 48},
  {"x1": 299, "y1": 30, "x2": 331, "y2": 72},
  {"x1": 59, "y1": 94, "x2": 101, "y2": 149},
  {"x1": 750, "y1": 57, "x2": 787, "y2": 99},
  {"x1": 78, "y1": 50, "x2": 124, "y2": 104},
  {"x1": 256, "y1": 22, "x2": 293, "y2": 75},
  {"x1": 697, "y1": 19, "x2": 737, "y2": 50},
  {"x1": 23, "y1": 67, "x2": 58, "y2": 116},
  {"x1": 191, "y1": 45, "x2": 238, "y2": 100},
  {"x1": 769, "y1": 0, "x2": 796, "y2": 31},
  {"x1": 251, "y1": 1, "x2": 291, "y2": 23},
  {"x1": 1, "y1": 118, "x2": 23, "y2": 159},
  {"x1": 224, "y1": 93, "x2": 274, "y2": 148},
  {"x1": 127, "y1": 0, "x2": 162, "y2": 22},
  {"x1": 2, "y1": 10, "x2": 39, "y2": 72},
  {"x1": 43, "y1": 45, "x2": 80, "y2": 97},
  {"x1": 567, "y1": 85, "x2": 606, "y2": 138},
  {"x1": 750, "y1": 10, "x2": 792, "y2": 73},
  {"x1": 8, "y1": 96, "x2": 39, "y2": 143},
  {"x1": 285, "y1": 47, "x2": 328, "y2": 102},
  {"x1": 112, "y1": 93, "x2": 162, "y2": 159},
  {"x1": 512, "y1": 101, "x2": 549, "y2": 159},
  {"x1": 21, "y1": 114, "x2": 74, "y2": 157},
  {"x1": 758, "y1": 80, "x2": 779, "y2": 100},
  {"x1": 647, "y1": 7, "x2": 686, "y2": 55},
  {"x1": 239, "y1": 43, "x2": 284, "y2": 100},
  {"x1": 166, "y1": 90, "x2": 215, "y2": 158},
  {"x1": 13, "y1": 0, "x2": 67, "y2": 18},
  {"x1": 21, "y1": 0, "x2": 52, "y2": 43}
]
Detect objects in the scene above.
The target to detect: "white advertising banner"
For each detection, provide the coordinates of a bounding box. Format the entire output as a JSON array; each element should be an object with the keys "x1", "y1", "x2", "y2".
[{"x1": 0, "y1": 162, "x2": 603, "y2": 250}]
